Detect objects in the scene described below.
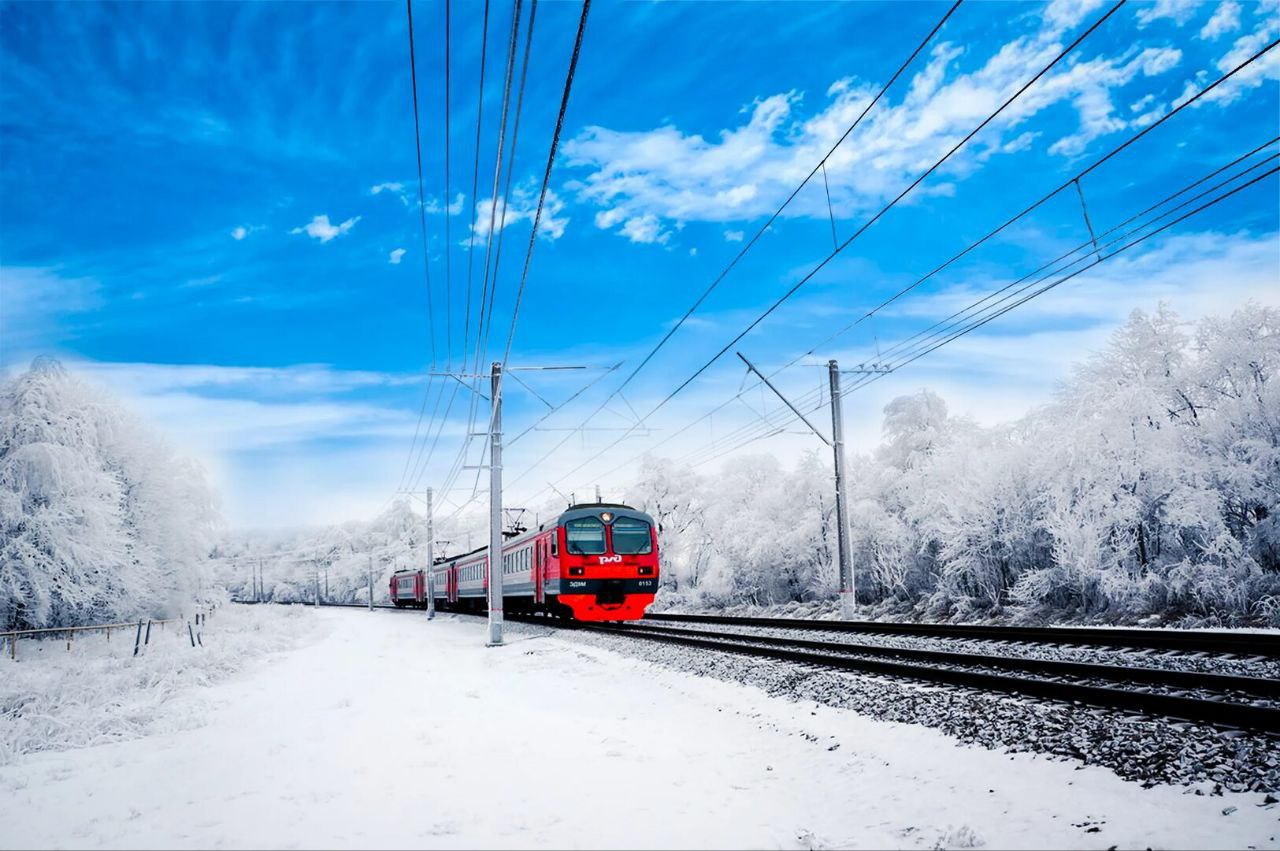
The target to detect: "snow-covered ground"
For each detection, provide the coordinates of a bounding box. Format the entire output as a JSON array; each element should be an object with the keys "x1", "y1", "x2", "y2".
[{"x1": 1, "y1": 606, "x2": 1276, "y2": 850}]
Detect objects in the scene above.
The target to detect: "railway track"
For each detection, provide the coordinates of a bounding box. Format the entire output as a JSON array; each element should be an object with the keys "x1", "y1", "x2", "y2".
[
  {"x1": 235, "y1": 600, "x2": 1280, "y2": 734},
  {"x1": 643, "y1": 611, "x2": 1280, "y2": 657},
  {"x1": 575, "y1": 619, "x2": 1280, "y2": 734}
]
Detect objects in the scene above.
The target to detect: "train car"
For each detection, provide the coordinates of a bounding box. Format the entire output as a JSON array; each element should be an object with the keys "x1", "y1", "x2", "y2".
[
  {"x1": 393, "y1": 502, "x2": 660, "y2": 621},
  {"x1": 389, "y1": 568, "x2": 425, "y2": 607}
]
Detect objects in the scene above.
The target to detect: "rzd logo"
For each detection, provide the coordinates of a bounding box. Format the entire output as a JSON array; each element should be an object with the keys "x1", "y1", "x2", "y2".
[{"x1": 597, "y1": 555, "x2": 622, "y2": 564}]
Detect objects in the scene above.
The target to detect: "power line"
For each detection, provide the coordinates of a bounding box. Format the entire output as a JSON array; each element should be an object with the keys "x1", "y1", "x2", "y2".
[
  {"x1": 523, "y1": 15, "x2": 1278, "y2": 501},
  {"x1": 444, "y1": 0, "x2": 454, "y2": 365},
  {"x1": 404, "y1": 0, "x2": 438, "y2": 368},
  {"x1": 460, "y1": 0, "x2": 494, "y2": 375},
  {"x1": 397, "y1": 0, "x2": 443, "y2": 493},
  {"x1": 476, "y1": 0, "x2": 540, "y2": 372},
  {"x1": 647, "y1": 138, "x2": 1280, "y2": 473},
  {"x1": 691, "y1": 160, "x2": 1279, "y2": 469},
  {"x1": 501, "y1": 0, "x2": 593, "y2": 366},
  {"x1": 429, "y1": 0, "x2": 592, "y2": 504},
  {"x1": 502, "y1": 0, "x2": 961, "y2": 492},
  {"x1": 523, "y1": 0, "x2": 1126, "y2": 501}
]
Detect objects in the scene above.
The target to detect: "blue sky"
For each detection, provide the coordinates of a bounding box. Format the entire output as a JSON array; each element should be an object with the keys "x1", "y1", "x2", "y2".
[{"x1": 2, "y1": 0, "x2": 1278, "y2": 529}]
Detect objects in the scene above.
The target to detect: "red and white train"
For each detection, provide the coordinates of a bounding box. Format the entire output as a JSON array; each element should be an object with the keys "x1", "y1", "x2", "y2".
[{"x1": 390, "y1": 502, "x2": 660, "y2": 621}]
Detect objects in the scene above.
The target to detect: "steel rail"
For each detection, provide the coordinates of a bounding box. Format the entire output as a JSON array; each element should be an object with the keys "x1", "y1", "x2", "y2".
[
  {"x1": 580, "y1": 622, "x2": 1280, "y2": 734},
  {"x1": 643, "y1": 613, "x2": 1280, "y2": 657},
  {"x1": 231, "y1": 601, "x2": 1280, "y2": 732},
  {"x1": 609, "y1": 622, "x2": 1280, "y2": 699}
]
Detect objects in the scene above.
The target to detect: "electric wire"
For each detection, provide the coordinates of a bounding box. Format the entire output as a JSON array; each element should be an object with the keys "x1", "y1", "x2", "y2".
[
  {"x1": 529, "y1": 34, "x2": 1279, "y2": 498},
  {"x1": 520, "y1": 0, "x2": 1127, "y2": 502},
  {"x1": 502, "y1": 0, "x2": 962, "y2": 492}
]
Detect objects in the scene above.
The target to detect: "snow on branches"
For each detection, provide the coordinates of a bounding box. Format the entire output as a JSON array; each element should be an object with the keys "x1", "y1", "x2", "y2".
[
  {"x1": 631, "y1": 303, "x2": 1280, "y2": 625},
  {"x1": 0, "y1": 358, "x2": 219, "y2": 630}
]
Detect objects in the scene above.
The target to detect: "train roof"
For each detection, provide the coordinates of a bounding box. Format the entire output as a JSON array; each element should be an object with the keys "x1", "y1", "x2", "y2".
[{"x1": 422, "y1": 502, "x2": 656, "y2": 568}]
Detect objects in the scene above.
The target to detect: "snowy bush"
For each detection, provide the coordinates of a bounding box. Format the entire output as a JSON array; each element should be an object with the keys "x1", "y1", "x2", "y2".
[
  {"x1": 0, "y1": 604, "x2": 320, "y2": 765},
  {"x1": 640, "y1": 304, "x2": 1280, "y2": 625},
  {"x1": 0, "y1": 359, "x2": 220, "y2": 630}
]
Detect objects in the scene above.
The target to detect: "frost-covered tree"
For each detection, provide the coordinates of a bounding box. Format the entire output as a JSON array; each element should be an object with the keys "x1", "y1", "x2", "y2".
[
  {"x1": 0, "y1": 358, "x2": 219, "y2": 629},
  {"x1": 633, "y1": 303, "x2": 1280, "y2": 625}
]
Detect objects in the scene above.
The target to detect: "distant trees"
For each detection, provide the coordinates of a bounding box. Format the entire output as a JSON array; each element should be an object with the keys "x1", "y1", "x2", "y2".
[
  {"x1": 630, "y1": 304, "x2": 1280, "y2": 625},
  {"x1": 215, "y1": 496, "x2": 480, "y2": 606},
  {"x1": 0, "y1": 358, "x2": 219, "y2": 630}
]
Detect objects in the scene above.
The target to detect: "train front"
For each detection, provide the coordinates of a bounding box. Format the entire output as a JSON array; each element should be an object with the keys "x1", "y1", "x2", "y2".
[{"x1": 555, "y1": 504, "x2": 659, "y2": 621}]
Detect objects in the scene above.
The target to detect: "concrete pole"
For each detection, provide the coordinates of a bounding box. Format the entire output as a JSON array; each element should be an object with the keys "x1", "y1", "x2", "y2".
[
  {"x1": 487, "y1": 361, "x2": 505, "y2": 646},
  {"x1": 427, "y1": 486, "x2": 437, "y2": 620},
  {"x1": 828, "y1": 360, "x2": 855, "y2": 618}
]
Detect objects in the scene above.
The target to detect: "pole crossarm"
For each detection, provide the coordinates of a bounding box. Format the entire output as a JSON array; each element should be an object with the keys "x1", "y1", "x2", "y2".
[{"x1": 737, "y1": 352, "x2": 832, "y2": 446}]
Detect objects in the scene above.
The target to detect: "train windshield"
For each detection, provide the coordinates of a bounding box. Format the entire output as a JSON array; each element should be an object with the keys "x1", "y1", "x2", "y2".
[
  {"x1": 610, "y1": 517, "x2": 653, "y2": 554},
  {"x1": 565, "y1": 517, "x2": 607, "y2": 554}
]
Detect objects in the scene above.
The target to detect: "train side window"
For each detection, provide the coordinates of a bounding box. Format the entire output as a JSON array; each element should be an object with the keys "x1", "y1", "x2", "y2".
[{"x1": 550, "y1": 536, "x2": 558, "y2": 558}]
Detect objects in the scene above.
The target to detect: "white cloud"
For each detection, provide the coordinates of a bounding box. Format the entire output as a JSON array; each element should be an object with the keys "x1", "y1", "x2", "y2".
[
  {"x1": 1200, "y1": 0, "x2": 1242, "y2": 38},
  {"x1": 388, "y1": 248, "x2": 407, "y2": 265},
  {"x1": 231, "y1": 226, "x2": 248, "y2": 241},
  {"x1": 724, "y1": 230, "x2": 745, "y2": 243},
  {"x1": 370, "y1": 181, "x2": 404, "y2": 196},
  {"x1": 0, "y1": 266, "x2": 102, "y2": 356},
  {"x1": 564, "y1": 14, "x2": 1189, "y2": 236},
  {"x1": 1043, "y1": 0, "x2": 1107, "y2": 35},
  {"x1": 885, "y1": 231, "x2": 1280, "y2": 328},
  {"x1": 291, "y1": 214, "x2": 360, "y2": 243},
  {"x1": 619, "y1": 214, "x2": 669, "y2": 245},
  {"x1": 57, "y1": 361, "x2": 436, "y2": 527},
  {"x1": 425, "y1": 192, "x2": 466, "y2": 216},
  {"x1": 463, "y1": 186, "x2": 568, "y2": 246},
  {"x1": 1135, "y1": 0, "x2": 1201, "y2": 27}
]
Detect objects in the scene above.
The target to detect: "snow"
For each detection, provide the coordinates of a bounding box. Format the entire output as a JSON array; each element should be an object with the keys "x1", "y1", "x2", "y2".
[{"x1": 2, "y1": 606, "x2": 1277, "y2": 850}]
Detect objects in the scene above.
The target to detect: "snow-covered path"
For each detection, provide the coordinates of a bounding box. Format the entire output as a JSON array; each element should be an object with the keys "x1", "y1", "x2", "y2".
[{"x1": 2, "y1": 607, "x2": 1276, "y2": 850}]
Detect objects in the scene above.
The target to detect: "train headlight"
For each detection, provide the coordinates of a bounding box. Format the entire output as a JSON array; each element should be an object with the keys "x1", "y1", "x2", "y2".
[{"x1": 600, "y1": 511, "x2": 613, "y2": 523}]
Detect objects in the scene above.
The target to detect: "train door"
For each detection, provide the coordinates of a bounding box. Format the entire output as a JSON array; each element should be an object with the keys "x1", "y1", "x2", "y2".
[
  {"x1": 534, "y1": 537, "x2": 546, "y2": 605},
  {"x1": 447, "y1": 566, "x2": 458, "y2": 603}
]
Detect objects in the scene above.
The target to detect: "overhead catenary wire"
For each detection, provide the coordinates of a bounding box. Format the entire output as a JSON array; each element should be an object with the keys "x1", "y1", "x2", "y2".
[
  {"x1": 500, "y1": 0, "x2": 593, "y2": 367},
  {"x1": 461, "y1": 0, "x2": 493, "y2": 374},
  {"x1": 404, "y1": 0, "x2": 438, "y2": 369},
  {"x1": 396, "y1": 0, "x2": 445, "y2": 493},
  {"x1": 664, "y1": 139, "x2": 1280, "y2": 471},
  {"x1": 536, "y1": 29, "x2": 1280, "y2": 496},
  {"x1": 521, "y1": 0, "x2": 1127, "y2": 503},
  {"x1": 414, "y1": 0, "x2": 593, "y2": 507},
  {"x1": 502, "y1": 0, "x2": 962, "y2": 493},
  {"x1": 689, "y1": 162, "x2": 1279, "y2": 470}
]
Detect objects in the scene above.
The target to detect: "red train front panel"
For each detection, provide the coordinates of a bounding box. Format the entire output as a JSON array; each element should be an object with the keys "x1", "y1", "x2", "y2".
[{"x1": 550, "y1": 505, "x2": 659, "y2": 621}]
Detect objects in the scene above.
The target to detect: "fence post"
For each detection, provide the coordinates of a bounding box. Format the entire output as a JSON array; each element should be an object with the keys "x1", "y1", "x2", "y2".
[
  {"x1": 144, "y1": 620, "x2": 152, "y2": 646},
  {"x1": 9, "y1": 636, "x2": 15, "y2": 661},
  {"x1": 133, "y1": 620, "x2": 143, "y2": 657},
  {"x1": 187, "y1": 622, "x2": 196, "y2": 647}
]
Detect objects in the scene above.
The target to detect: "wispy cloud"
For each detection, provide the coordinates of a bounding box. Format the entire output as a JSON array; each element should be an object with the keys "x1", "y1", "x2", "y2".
[
  {"x1": 562, "y1": 9, "x2": 1204, "y2": 238},
  {"x1": 388, "y1": 248, "x2": 406, "y2": 265},
  {"x1": 1200, "y1": 0, "x2": 1242, "y2": 39},
  {"x1": 291, "y1": 214, "x2": 360, "y2": 243},
  {"x1": 463, "y1": 185, "x2": 567, "y2": 246}
]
